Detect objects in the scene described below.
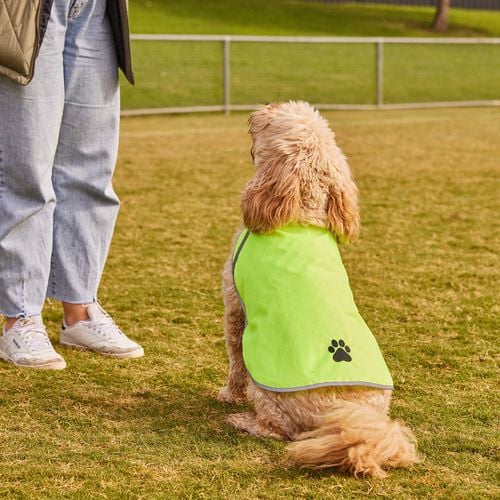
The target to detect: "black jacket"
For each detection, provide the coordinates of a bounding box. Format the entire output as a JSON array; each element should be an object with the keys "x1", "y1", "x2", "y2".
[{"x1": 106, "y1": 0, "x2": 135, "y2": 84}]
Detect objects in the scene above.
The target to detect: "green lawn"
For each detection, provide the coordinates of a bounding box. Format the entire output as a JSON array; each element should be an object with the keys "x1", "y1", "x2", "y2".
[
  {"x1": 129, "y1": 0, "x2": 500, "y2": 37},
  {"x1": 0, "y1": 108, "x2": 498, "y2": 497},
  {"x1": 122, "y1": 1, "x2": 500, "y2": 109}
]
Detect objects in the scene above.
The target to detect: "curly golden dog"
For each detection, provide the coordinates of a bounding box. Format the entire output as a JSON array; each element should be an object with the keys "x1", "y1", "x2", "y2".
[{"x1": 218, "y1": 101, "x2": 418, "y2": 478}]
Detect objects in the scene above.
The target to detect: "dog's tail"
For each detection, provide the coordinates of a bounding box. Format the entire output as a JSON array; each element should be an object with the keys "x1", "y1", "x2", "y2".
[{"x1": 287, "y1": 400, "x2": 419, "y2": 478}]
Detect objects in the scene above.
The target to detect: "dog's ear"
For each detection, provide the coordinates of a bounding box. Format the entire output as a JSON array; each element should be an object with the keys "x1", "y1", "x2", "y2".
[
  {"x1": 326, "y1": 153, "x2": 360, "y2": 244},
  {"x1": 248, "y1": 103, "x2": 280, "y2": 139},
  {"x1": 242, "y1": 153, "x2": 301, "y2": 233}
]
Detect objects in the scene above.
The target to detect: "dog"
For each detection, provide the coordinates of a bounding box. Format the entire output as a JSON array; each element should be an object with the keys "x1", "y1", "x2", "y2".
[{"x1": 218, "y1": 101, "x2": 418, "y2": 478}]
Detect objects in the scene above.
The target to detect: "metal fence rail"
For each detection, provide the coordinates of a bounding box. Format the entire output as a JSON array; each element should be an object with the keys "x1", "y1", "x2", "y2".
[{"x1": 123, "y1": 34, "x2": 500, "y2": 116}]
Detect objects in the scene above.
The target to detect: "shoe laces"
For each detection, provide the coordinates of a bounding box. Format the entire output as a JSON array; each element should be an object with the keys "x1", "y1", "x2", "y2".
[
  {"x1": 16, "y1": 320, "x2": 52, "y2": 352},
  {"x1": 87, "y1": 308, "x2": 124, "y2": 341}
]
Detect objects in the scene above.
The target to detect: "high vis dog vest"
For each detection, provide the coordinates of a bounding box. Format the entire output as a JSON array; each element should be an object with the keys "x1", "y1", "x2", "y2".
[{"x1": 232, "y1": 225, "x2": 393, "y2": 392}]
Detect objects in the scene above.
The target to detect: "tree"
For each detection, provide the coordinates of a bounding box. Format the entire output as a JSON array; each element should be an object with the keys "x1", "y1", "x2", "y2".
[{"x1": 433, "y1": 0, "x2": 451, "y2": 32}]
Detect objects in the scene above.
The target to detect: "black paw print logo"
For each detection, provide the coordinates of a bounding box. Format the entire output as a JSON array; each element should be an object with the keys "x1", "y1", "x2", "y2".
[{"x1": 328, "y1": 339, "x2": 352, "y2": 362}]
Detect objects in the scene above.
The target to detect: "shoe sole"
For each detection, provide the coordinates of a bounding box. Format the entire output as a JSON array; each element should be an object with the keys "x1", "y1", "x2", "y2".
[
  {"x1": 0, "y1": 350, "x2": 66, "y2": 370},
  {"x1": 59, "y1": 341, "x2": 144, "y2": 359}
]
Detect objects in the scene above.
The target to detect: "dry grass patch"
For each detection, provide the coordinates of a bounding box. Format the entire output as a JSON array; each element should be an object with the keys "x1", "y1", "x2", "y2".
[{"x1": 0, "y1": 108, "x2": 498, "y2": 497}]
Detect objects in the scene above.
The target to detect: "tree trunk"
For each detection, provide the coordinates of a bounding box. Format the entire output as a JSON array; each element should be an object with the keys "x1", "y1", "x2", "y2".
[{"x1": 433, "y1": 0, "x2": 451, "y2": 33}]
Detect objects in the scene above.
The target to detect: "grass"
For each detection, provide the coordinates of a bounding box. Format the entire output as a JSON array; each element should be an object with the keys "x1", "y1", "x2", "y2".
[
  {"x1": 122, "y1": 1, "x2": 500, "y2": 109},
  {"x1": 0, "y1": 107, "x2": 499, "y2": 497},
  {"x1": 129, "y1": 1, "x2": 500, "y2": 37}
]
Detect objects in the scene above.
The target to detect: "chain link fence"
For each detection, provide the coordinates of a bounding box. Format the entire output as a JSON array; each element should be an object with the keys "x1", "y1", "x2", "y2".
[{"x1": 121, "y1": 35, "x2": 500, "y2": 115}]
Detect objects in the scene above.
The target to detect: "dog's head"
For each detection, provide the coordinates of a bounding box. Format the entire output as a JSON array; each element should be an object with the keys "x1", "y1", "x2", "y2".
[{"x1": 242, "y1": 101, "x2": 360, "y2": 244}]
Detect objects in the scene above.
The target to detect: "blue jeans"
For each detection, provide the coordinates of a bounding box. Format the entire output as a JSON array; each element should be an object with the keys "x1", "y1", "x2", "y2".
[{"x1": 0, "y1": 0, "x2": 120, "y2": 317}]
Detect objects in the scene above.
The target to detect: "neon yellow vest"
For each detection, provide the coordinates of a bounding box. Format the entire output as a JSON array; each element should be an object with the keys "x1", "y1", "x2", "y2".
[{"x1": 233, "y1": 225, "x2": 393, "y2": 392}]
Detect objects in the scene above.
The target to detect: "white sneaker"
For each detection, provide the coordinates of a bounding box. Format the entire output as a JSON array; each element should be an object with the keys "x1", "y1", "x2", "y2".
[
  {"x1": 0, "y1": 316, "x2": 66, "y2": 370},
  {"x1": 60, "y1": 303, "x2": 144, "y2": 358}
]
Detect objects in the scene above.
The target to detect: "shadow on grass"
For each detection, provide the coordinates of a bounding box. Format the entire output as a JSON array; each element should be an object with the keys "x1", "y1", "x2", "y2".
[{"x1": 68, "y1": 382, "x2": 420, "y2": 480}]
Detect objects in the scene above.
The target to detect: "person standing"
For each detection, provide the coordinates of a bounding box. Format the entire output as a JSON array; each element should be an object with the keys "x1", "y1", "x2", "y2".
[{"x1": 0, "y1": 0, "x2": 143, "y2": 369}]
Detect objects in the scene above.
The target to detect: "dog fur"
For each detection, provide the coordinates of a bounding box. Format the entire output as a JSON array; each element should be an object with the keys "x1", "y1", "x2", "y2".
[{"x1": 218, "y1": 101, "x2": 418, "y2": 478}]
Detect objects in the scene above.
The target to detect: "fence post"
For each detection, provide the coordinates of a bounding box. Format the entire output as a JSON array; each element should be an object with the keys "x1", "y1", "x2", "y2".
[
  {"x1": 376, "y1": 39, "x2": 384, "y2": 107},
  {"x1": 223, "y1": 36, "x2": 231, "y2": 115}
]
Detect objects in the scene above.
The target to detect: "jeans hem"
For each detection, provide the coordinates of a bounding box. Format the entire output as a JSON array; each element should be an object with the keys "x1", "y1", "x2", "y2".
[
  {"x1": 46, "y1": 294, "x2": 96, "y2": 305},
  {"x1": 0, "y1": 308, "x2": 43, "y2": 318}
]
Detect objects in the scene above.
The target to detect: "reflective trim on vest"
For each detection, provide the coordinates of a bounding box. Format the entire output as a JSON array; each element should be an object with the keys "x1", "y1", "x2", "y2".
[{"x1": 232, "y1": 225, "x2": 394, "y2": 392}]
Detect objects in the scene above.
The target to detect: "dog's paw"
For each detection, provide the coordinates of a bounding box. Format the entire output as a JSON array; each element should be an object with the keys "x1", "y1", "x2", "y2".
[
  {"x1": 328, "y1": 338, "x2": 352, "y2": 362},
  {"x1": 217, "y1": 386, "x2": 247, "y2": 404},
  {"x1": 227, "y1": 413, "x2": 287, "y2": 439}
]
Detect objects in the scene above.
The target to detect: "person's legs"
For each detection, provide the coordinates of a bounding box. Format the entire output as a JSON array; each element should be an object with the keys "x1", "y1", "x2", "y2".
[
  {"x1": 48, "y1": 0, "x2": 143, "y2": 358},
  {"x1": 0, "y1": 2, "x2": 69, "y2": 369},
  {"x1": 47, "y1": 0, "x2": 121, "y2": 312},
  {"x1": 0, "y1": 2, "x2": 67, "y2": 324}
]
